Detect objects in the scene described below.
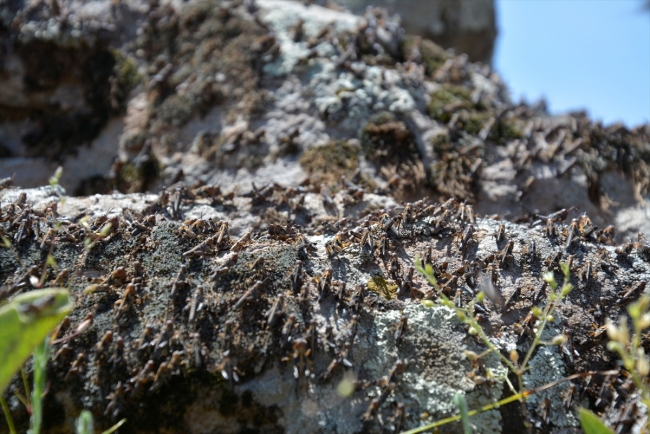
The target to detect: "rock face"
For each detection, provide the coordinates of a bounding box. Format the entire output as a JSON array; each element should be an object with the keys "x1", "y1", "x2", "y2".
[
  {"x1": 1, "y1": 186, "x2": 650, "y2": 434},
  {"x1": 0, "y1": 1, "x2": 649, "y2": 433},
  {"x1": 325, "y1": 0, "x2": 497, "y2": 64},
  {"x1": 1, "y1": 0, "x2": 648, "y2": 241}
]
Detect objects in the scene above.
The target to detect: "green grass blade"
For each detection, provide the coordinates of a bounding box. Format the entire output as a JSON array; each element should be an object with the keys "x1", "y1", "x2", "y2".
[
  {"x1": 0, "y1": 288, "x2": 73, "y2": 393},
  {"x1": 75, "y1": 410, "x2": 126, "y2": 434},
  {"x1": 75, "y1": 410, "x2": 94, "y2": 434},
  {"x1": 28, "y1": 339, "x2": 50, "y2": 434},
  {"x1": 578, "y1": 408, "x2": 614, "y2": 434},
  {"x1": 453, "y1": 393, "x2": 472, "y2": 434},
  {"x1": 1, "y1": 394, "x2": 17, "y2": 434},
  {"x1": 102, "y1": 418, "x2": 127, "y2": 434}
]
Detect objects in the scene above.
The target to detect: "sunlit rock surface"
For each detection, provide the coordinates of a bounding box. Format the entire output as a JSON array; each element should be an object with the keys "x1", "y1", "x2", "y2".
[{"x1": 1, "y1": 186, "x2": 649, "y2": 433}]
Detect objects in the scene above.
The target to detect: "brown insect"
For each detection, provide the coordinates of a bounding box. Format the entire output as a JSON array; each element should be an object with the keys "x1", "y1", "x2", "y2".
[
  {"x1": 282, "y1": 314, "x2": 297, "y2": 345},
  {"x1": 316, "y1": 268, "x2": 333, "y2": 301},
  {"x1": 504, "y1": 286, "x2": 521, "y2": 310},
  {"x1": 479, "y1": 272, "x2": 503, "y2": 311},
  {"x1": 562, "y1": 383, "x2": 577, "y2": 411},
  {"x1": 115, "y1": 283, "x2": 137, "y2": 320},
  {"x1": 169, "y1": 265, "x2": 187, "y2": 300},
  {"x1": 182, "y1": 236, "x2": 215, "y2": 258},
  {"x1": 321, "y1": 342, "x2": 353, "y2": 381},
  {"x1": 265, "y1": 293, "x2": 284, "y2": 328},
  {"x1": 459, "y1": 224, "x2": 475, "y2": 253},
  {"x1": 531, "y1": 281, "x2": 548, "y2": 305},
  {"x1": 498, "y1": 241, "x2": 514, "y2": 267},
  {"x1": 580, "y1": 260, "x2": 593, "y2": 285},
  {"x1": 65, "y1": 351, "x2": 88, "y2": 382},
  {"x1": 192, "y1": 333, "x2": 208, "y2": 369},
  {"x1": 619, "y1": 281, "x2": 647, "y2": 304},
  {"x1": 219, "y1": 350, "x2": 243, "y2": 388},
  {"x1": 361, "y1": 398, "x2": 381, "y2": 423},
  {"x1": 210, "y1": 252, "x2": 239, "y2": 278},
  {"x1": 108, "y1": 337, "x2": 126, "y2": 375},
  {"x1": 233, "y1": 280, "x2": 264, "y2": 310},
  {"x1": 495, "y1": 224, "x2": 505, "y2": 242},
  {"x1": 538, "y1": 397, "x2": 552, "y2": 424},
  {"x1": 291, "y1": 260, "x2": 303, "y2": 294},
  {"x1": 248, "y1": 256, "x2": 265, "y2": 271},
  {"x1": 129, "y1": 360, "x2": 155, "y2": 396},
  {"x1": 564, "y1": 218, "x2": 578, "y2": 250},
  {"x1": 514, "y1": 311, "x2": 537, "y2": 344},
  {"x1": 187, "y1": 285, "x2": 204, "y2": 325},
  {"x1": 616, "y1": 238, "x2": 635, "y2": 260},
  {"x1": 394, "y1": 315, "x2": 408, "y2": 344},
  {"x1": 105, "y1": 382, "x2": 126, "y2": 420},
  {"x1": 230, "y1": 230, "x2": 252, "y2": 252},
  {"x1": 393, "y1": 402, "x2": 406, "y2": 433},
  {"x1": 283, "y1": 338, "x2": 313, "y2": 380},
  {"x1": 95, "y1": 331, "x2": 114, "y2": 360},
  {"x1": 598, "y1": 225, "x2": 616, "y2": 245}
]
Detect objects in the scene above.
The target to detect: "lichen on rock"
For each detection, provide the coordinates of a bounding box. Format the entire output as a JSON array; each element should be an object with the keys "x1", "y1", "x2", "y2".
[{"x1": 1, "y1": 0, "x2": 650, "y2": 433}]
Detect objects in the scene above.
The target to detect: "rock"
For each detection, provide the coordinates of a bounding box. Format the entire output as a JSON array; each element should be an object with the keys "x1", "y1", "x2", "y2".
[
  {"x1": 0, "y1": 4, "x2": 649, "y2": 429},
  {"x1": 325, "y1": 0, "x2": 497, "y2": 64},
  {"x1": 1, "y1": 0, "x2": 647, "y2": 242},
  {"x1": 1, "y1": 186, "x2": 649, "y2": 433}
]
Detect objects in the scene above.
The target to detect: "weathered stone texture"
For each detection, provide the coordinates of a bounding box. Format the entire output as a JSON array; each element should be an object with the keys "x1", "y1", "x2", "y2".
[
  {"x1": 1, "y1": 186, "x2": 649, "y2": 433},
  {"x1": 0, "y1": 2, "x2": 649, "y2": 432}
]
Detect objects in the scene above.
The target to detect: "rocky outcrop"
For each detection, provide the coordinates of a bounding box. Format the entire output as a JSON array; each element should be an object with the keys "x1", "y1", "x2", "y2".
[
  {"x1": 1, "y1": 185, "x2": 649, "y2": 433},
  {"x1": 1, "y1": 0, "x2": 648, "y2": 242},
  {"x1": 0, "y1": 3, "x2": 649, "y2": 431}
]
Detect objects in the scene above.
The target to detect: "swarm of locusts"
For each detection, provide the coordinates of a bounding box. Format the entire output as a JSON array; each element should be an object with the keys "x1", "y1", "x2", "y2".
[
  {"x1": 1, "y1": 183, "x2": 649, "y2": 433},
  {"x1": 1, "y1": 0, "x2": 650, "y2": 432}
]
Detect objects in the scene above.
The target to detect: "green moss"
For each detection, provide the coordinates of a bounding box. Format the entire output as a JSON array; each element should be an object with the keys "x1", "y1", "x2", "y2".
[
  {"x1": 138, "y1": 0, "x2": 267, "y2": 132},
  {"x1": 299, "y1": 141, "x2": 360, "y2": 184},
  {"x1": 117, "y1": 153, "x2": 160, "y2": 193},
  {"x1": 431, "y1": 133, "x2": 452, "y2": 153},
  {"x1": 462, "y1": 112, "x2": 491, "y2": 136},
  {"x1": 110, "y1": 50, "x2": 142, "y2": 113},
  {"x1": 491, "y1": 117, "x2": 524, "y2": 142},
  {"x1": 427, "y1": 85, "x2": 474, "y2": 123},
  {"x1": 156, "y1": 94, "x2": 195, "y2": 128},
  {"x1": 401, "y1": 36, "x2": 449, "y2": 76},
  {"x1": 119, "y1": 130, "x2": 148, "y2": 155},
  {"x1": 427, "y1": 85, "x2": 522, "y2": 144},
  {"x1": 367, "y1": 276, "x2": 398, "y2": 300}
]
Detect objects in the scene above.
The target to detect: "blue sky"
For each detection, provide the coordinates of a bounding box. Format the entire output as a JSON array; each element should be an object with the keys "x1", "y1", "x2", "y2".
[{"x1": 494, "y1": 0, "x2": 650, "y2": 127}]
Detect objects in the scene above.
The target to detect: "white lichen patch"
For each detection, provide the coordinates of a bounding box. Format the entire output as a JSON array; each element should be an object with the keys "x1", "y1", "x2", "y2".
[
  {"x1": 309, "y1": 62, "x2": 417, "y2": 131},
  {"x1": 257, "y1": 0, "x2": 419, "y2": 133},
  {"x1": 364, "y1": 303, "x2": 507, "y2": 433},
  {"x1": 522, "y1": 328, "x2": 579, "y2": 428},
  {"x1": 257, "y1": 0, "x2": 360, "y2": 76}
]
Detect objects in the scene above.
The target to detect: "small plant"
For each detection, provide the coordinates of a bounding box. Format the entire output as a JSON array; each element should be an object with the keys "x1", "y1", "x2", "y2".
[
  {"x1": 1, "y1": 289, "x2": 73, "y2": 434},
  {"x1": 27, "y1": 339, "x2": 50, "y2": 434},
  {"x1": 75, "y1": 410, "x2": 126, "y2": 434},
  {"x1": 579, "y1": 293, "x2": 650, "y2": 433},
  {"x1": 48, "y1": 166, "x2": 63, "y2": 187},
  {"x1": 605, "y1": 294, "x2": 650, "y2": 408},
  {"x1": 407, "y1": 257, "x2": 574, "y2": 432},
  {"x1": 579, "y1": 408, "x2": 615, "y2": 434},
  {"x1": 0, "y1": 289, "x2": 73, "y2": 393}
]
